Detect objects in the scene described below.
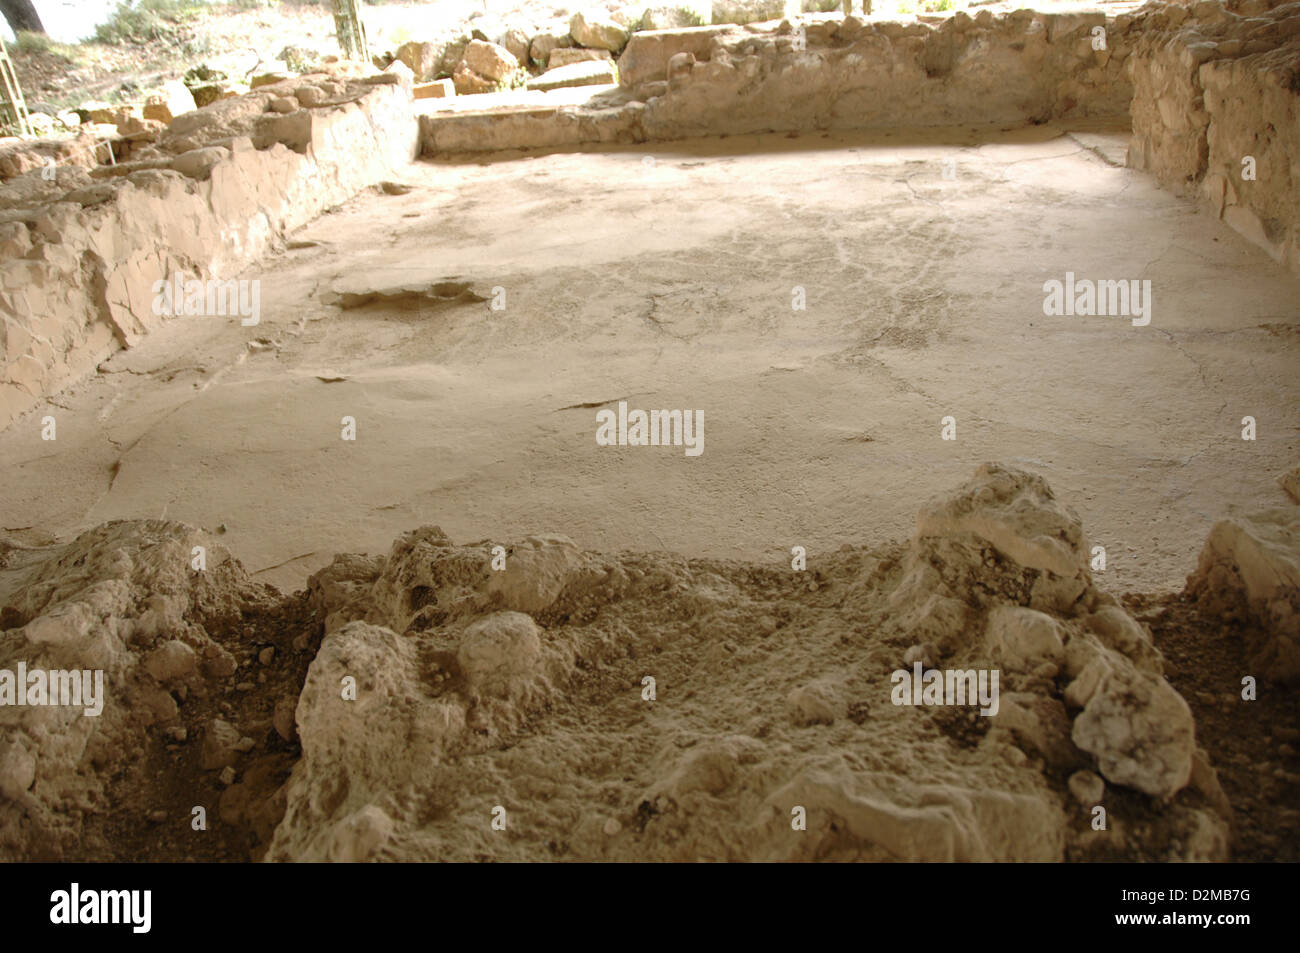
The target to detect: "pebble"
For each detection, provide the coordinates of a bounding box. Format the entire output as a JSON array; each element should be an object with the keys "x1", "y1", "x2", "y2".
[
  {"x1": 603, "y1": 817, "x2": 621, "y2": 836},
  {"x1": 1031, "y1": 661, "x2": 1059, "y2": 680},
  {"x1": 1068, "y1": 769, "x2": 1105, "y2": 806},
  {"x1": 903, "y1": 643, "x2": 937, "y2": 668},
  {"x1": 218, "y1": 766, "x2": 236, "y2": 786},
  {"x1": 274, "y1": 697, "x2": 297, "y2": 742},
  {"x1": 259, "y1": 646, "x2": 275, "y2": 666}
]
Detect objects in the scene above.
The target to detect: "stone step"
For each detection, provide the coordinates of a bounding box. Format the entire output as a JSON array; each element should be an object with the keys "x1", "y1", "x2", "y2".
[
  {"x1": 527, "y1": 60, "x2": 619, "y2": 92},
  {"x1": 418, "y1": 86, "x2": 638, "y2": 153}
]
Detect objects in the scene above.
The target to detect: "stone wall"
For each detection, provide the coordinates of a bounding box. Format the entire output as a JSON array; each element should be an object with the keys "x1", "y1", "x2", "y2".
[
  {"x1": 4, "y1": 4, "x2": 1298, "y2": 433},
  {"x1": 634, "y1": 11, "x2": 1139, "y2": 136},
  {"x1": 1127, "y1": 0, "x2": 1299, "y2": 272},
  {"x1": 418, "y1": 10, "x2": 1141, "y2": 154},
  {"x1": 0, "y1": 68, "x2": 419, "y2": 433},
  {"x1": 419, "y1": 4, "x2": 1300, "y2": 276}
]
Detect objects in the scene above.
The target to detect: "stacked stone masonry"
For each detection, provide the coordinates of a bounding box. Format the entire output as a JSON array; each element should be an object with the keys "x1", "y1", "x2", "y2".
[
  {"x1": 1, "y1": 2, "x2": 1298, "y2": 431},
  {"x1": 1127, "y1": 0, "x2": 1300, "y2": 271},
  {"x1": 0, "y1": 66, "x2": 420, "y2": 432}
]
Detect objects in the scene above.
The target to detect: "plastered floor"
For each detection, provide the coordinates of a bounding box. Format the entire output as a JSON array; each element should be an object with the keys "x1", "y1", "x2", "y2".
[{"x1": 2, "y1": 123, "x2": 1296, "y2": 594}]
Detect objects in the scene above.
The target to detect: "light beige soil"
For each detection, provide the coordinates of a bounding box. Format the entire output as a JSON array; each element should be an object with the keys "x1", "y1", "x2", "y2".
[{"x1": 2, "y1": 124, "x2": 1295, "y2": 596}]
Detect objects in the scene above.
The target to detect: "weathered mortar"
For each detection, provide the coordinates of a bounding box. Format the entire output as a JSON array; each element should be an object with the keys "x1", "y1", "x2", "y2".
[{"x1": 0, "y1": 68, "x2": 419, "y2": 433}]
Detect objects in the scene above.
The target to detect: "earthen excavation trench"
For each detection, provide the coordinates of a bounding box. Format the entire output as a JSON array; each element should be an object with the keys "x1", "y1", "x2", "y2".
[{"x1": 0, "y1": 1, "x2": 1298, "y2": 862}]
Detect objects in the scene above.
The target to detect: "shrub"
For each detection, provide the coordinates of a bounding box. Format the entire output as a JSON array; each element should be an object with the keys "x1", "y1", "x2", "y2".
[{"x1": 92, "y1": 0, "x2": 204, "y2": 46}]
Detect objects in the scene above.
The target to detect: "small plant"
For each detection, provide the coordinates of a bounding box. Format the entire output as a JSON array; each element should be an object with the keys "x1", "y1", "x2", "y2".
[
  {"x1": 634, "y1": 6, "x2": 708, "y2": 31},
  {"x1": 279, "y1": 44, "x2": 318, "y2": 71},
  {"x1": 11, "y1": 31, "x2": 89, "y2": 67},
  {"x1": 92, "y1": 0, "x2": 204, "y2": 46},
  {"x1": 184, "y1": 64, "x2": 227, "y2": 84},
  {"x1": 13, "y1": 31, "x2": 53, "y2": 54},
  {"x1": 494, "y1": 69, "x2": 530, "y2": 93}
]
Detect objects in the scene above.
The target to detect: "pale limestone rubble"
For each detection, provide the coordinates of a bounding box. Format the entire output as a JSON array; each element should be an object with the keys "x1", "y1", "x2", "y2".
[
  {"x1": 1186, "y1": 506, "x2": 1300, "y2": 681},
  {"x1": 0, "y1": 466, "x2": 1251, "y2": 860}
]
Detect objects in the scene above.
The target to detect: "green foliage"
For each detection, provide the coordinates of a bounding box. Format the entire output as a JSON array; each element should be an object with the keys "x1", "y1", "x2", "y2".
[
  {"x1": 184, "y1": 64, "x2": 227, "y2": 84},
  {"x1": 883, "y1": 0, "x2": 955, "y2": 13},
  {"x1": 493, "y1": 69, "x2": 530, "y2": 93},
  {"x1": 92, "y1": 0, "x2": 204, "y2": 46},
  {"x1": 12, "y1": 31, "x2": 54, "y2": 53},
  {"x1": 11, "y1": 31, "x2": 90, "y2": 68},
  {"x1": 630, "y1": 6, "x2": 712, "y2": 33}
]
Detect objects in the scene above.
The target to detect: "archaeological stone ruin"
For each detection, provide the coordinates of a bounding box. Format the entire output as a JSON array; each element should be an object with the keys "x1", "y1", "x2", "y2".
[{"x1": 0, "y1": 0, "x2": 1297, "y2": 868}]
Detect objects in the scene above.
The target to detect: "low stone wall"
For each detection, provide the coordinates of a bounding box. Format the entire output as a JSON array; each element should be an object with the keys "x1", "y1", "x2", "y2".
[
  {"x1": 419, "y1": 10, "x2": 1141, "y2": 153},
  {"x1": 635, "y1": 10, "x2": 1139, "y2": 135},
  {"x1": 4, "y1": 4, "x2": 1298, "y2": 432},
  {"x1": 1127, "y1": 0, "x2": 1299, "y2": 272},
  {"x1": 419, "y1": 4, "x2": 1300, "y2": 276},
  {"x1": 420, "y1": 97, "x2": 643, "y2": 152},
  {"x1": 0, "y1": 68, "x2": 419, "y2": 433}
]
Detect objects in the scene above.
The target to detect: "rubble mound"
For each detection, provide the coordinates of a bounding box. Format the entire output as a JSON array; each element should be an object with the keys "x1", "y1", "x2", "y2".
[
  {"x1": 268, "y1": 464, "x2": 1227, "y2": 861},
  {"x1": 1185, "y1": 505, "x2": 1300, "y2": 682},
  {"x1": 0, "y1": 521, "x2": 285, "y2": 859},
  {"x1": 2, "y1": 466, "x2": 1268, "y2": 861}
]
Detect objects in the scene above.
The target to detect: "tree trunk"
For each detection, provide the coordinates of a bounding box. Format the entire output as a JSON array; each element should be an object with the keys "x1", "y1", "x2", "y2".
[
  {"x1": 331, "y1": 0, "x2": 368, "y2": 62},
  {"x1": 0, "y1": 0, "x2": 45, "y2": 35}
]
